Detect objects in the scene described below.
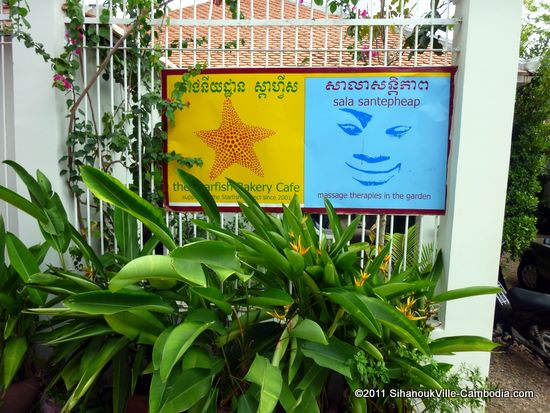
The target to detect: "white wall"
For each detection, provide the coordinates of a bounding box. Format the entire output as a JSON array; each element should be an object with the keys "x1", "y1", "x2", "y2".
[
  {"x1": 435, "y1": 0, "x2": 523, "y2": 376},
  {"x1": 10, "y1": 0, "x2": 71, "y2": 245}
]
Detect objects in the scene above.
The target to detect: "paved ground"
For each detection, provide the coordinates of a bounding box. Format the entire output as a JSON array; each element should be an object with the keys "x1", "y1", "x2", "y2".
[{"x1": 485, "y1": 256, "x2": 550, "y2": 412}]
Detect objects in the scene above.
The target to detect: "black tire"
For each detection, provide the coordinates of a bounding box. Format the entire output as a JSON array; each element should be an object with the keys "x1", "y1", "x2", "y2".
[{"x1": 517, "y1": 258, "x2": 540, "y2": 290}]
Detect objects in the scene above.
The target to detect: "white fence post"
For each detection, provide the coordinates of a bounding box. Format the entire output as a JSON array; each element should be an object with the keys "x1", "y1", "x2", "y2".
[{"x1": 435, "y1": 0, "x2": 523, "y2": 376}]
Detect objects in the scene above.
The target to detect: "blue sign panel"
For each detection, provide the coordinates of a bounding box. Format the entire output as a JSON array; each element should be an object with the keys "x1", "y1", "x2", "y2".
[{"x1": 304, "y1": 71, "x2": 453, "y2": 214}]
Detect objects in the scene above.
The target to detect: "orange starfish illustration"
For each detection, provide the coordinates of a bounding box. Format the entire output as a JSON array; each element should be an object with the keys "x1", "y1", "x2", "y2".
[{"x1": 195, "y1": 99, "x2": 276, "y2": 179}]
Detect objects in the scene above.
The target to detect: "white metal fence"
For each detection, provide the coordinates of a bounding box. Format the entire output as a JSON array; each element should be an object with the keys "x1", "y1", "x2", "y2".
[{"x1": 3, "y1": 0, "x2": 460, "y2": 267}]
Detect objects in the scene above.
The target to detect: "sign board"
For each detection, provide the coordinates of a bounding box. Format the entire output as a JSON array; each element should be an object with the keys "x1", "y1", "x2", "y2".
[{"x1": 163, "y1": 67, "x2": 455, "y2": 214}]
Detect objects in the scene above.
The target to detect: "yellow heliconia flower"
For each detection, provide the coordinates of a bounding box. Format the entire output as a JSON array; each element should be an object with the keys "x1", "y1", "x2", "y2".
[
  {"x1": 290, "y1": 235, "x2": 310, "y2": 256},
  {"x1": 396, "y1": 296, "x2": 426, "y2": 321},
  {"x1": 268, "y1": 304, "x2": 292, "y2": 321},
  {"x1": 354, "y1": 271, "x2": 370, "y2": 287},
  {"x1": 84, "y1": 266, "x2": 95, "y2": 279},
  {"x1": 380, "y1": 254, "x2": 391, "y2": 273}
]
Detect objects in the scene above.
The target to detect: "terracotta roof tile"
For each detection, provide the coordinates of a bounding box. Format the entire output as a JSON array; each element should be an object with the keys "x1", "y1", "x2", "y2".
[{"x1": 157, "y1": 0, "x2": 453, "y2": 69}]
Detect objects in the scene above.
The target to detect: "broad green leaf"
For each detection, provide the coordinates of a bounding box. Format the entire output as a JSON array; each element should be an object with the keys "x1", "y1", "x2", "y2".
[
  {"x1": 28, "y1": 272, "x2": 98, "y2": 296},
  {"x1": 242, "y1": 230, "x2": 291, "y2": 275},
  {"x1": 181, "y1": 347, "x2": 212, "y2": 371},
  {"x1": 284, "y1": 248, "x2": 305, "y2": 279},
  {"x1": 5, "y1": 233, "x2": 46, "y2": 305},
  {"x1": 295, "y1": 363, "x2": 329, "y2": 402},
  {"x1": 63, "y1": 290, "x2": 175, "y2": 315},
  {"x1": 239, "y1": 203, "x2": 270, "y2": 238},
  {"x1": 171, "y1": 240, "x2": 242, "y2": 286},
  {"x1": 192, "y1": 219, "x2": 254, "y2": 254},
  {"x1": 62, "y1": 337, "x2": 127, "y2": 412},
  {"x1": 112, "y1": 348, "x2": 131, "y2": 413},
  {"x1": 177, "y1": 168, "x2": 220, "y2": 226},
  {"x1": 131, "y1": 346, "x2": 147, "y2": 394},
  {"x1": 430, "y1": 286, "x2": 501, "y2": 304},
  {"x1": 105, "y1": 310, "x2": 165, "y2": 345},
  {"x1": 290, "y1": 319, "x2": 328, "y2": 345},
  {"x1": 288, "y1": 337, "x2": 303, "y2": 384},
  {"x1": 365, "y1": 242, "x2": 392, "y2": 278},
  {"x1": 279, "y1": 381, "x2": 298, "y2": 413},
  {"x1": 364, "y1": 297, "x2": 430, "y2": 354},
  {"x1": 51, "y1": 268, "x2": 102, "y2": 291},
  {"x1": 189, "y1": 387, "x2": 218, "y2": 413},
  {"x1": 373, "y1": 280, "x2": 433, "y2": 299},
  {"x1": 3, "y1": 315, "x2": 18, "y2": 339},
  {"x1": 429, "y1": 335, "x2": 499, "y2": 355},
  {"x1": 140, "y1": 235, "x2": 160, "y2": 256},
  {"x1": 35, "y1": 169, "x2": 53, "y2": 197},
  {"x1": 358, "y1": 339, "x2": 384, "y2": 362},
  {"x1": 427, "y1": 251, "x2": 444, "y2": 295},
  {"x1": 190, "y1": 286, "x2": 232, "y2": 314},
  {"x1": 1, "y1": 336, "x2": 27, "y2": 390},
  {"x1": 41, "y1": 321, "x2": 112, "y2": 345},
  {"x1": 324, "y1": 198, "x2": 343, "y2": 241},
  {"x1": 171, "y1": 259, "x2": 206, "y2": 286},
  {"x1": 110, "y1": 255, "x2": 182, "y2": 291},
  {"x1": 391, "y1": 357, "x2": 442, "y2": 389},
  {"x1": 248, "y1": 289, "x2": 294, "y2": 307},
  {"x1": 0, "y1": 294, "x2": 15, "y2": 313},
  {"x1": 150, "y1": 367, "x2": 212, "y2": 413},
  {"x1": 292, "y1": 388, "x2": 320, "y2": 413},
  {"x1": 301, "y1": 338, "x2": 356, "y2": 378},
  {"x1": 227, "y1": 178, "x2": 274, "y2": 232},
  {"x1": 157, "y1": 320, "x2": 214, "y2": 381},
  {"x1": 244, "y1": 354, "x2": 282, "y2": 413},
  {"x1": 0, "y1": 185, "x2": 46, "y2": 223},
  {"x1": 114, "y1": 208, "x2": 139, "y2": 260},
  {"x1": 323, "y1": 289, "x2": 381, "y2": 337},
  {"x1": 59, "y1": 351, "x2": 82, "y2": 391},
  {"x1": 266, "y1": 230, "x2": 289, "y2": 250},
  {"x1": 237, "y1": 394, "x2": 259, "y2": 413},
  {"x1": 172, "y1": 240, "x2": 241, "y2": 270},
  {"x1": 346, "y1": 377, "x2": 367, "y2": 413},
  {"x1": 4, "y1": 160, "x2": 48, "y2": 207},
  {"x1": 80, "y1": 165, "x2": 176, "y2": 250},
  {"x1": 153, "y1": 326, "x2": 175, "y2": 372},
  {"x1": 330, "y1": 215, "x2": 362, "y2": 257},
  {"x1": 41, "y1": 194, "x2": 71, "y2": 252}
]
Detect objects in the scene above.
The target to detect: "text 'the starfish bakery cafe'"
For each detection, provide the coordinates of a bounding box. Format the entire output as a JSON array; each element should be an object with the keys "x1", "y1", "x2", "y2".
[{"x1": 162, "y1": 67, "x2": 455, "y2": 214}]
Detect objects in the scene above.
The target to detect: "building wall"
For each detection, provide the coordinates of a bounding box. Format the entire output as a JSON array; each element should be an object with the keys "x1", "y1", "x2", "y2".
[{"x1": 10, "y1": 0, "x2": 72, "y2": 245}]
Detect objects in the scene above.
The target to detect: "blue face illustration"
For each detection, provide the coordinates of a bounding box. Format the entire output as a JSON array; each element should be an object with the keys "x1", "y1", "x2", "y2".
[{"x1": 337, "y1": 108, "x2": 412, "y2": 187}]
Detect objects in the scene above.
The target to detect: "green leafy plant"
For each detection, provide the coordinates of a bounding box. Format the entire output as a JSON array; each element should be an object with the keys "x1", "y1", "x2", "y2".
[
  {"x1": 503, "y1": 49, "x2": 550, "y2": 259},
  {"x1": 0, "y1": 218, "x2": 47, "y2": 394},
  {"x1": 1, "y1": 162, "x2": 500, "y2": 412}
]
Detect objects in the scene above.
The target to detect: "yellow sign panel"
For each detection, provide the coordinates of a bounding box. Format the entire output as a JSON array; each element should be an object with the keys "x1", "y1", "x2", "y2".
[{"x1": 164, "y1": 71, "x2": 305, "y2": 209}]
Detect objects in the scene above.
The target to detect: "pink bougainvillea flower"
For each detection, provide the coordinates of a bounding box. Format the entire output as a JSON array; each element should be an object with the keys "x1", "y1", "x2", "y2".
[
  {"x1": 361, "y1": 43, "x2": 380, "y2": 60},
  {"x1": 53, "y1": 74, "x2": 73, "y2": 91}
]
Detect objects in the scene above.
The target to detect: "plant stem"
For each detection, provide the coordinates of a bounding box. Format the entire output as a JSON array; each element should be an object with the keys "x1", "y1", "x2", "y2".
[
  {"x1": 58, "y1": 251, "x2": 67, "y2": 271},
  {"x1": 328, "y1": 308, "x2": 345, "y2": 338}
]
